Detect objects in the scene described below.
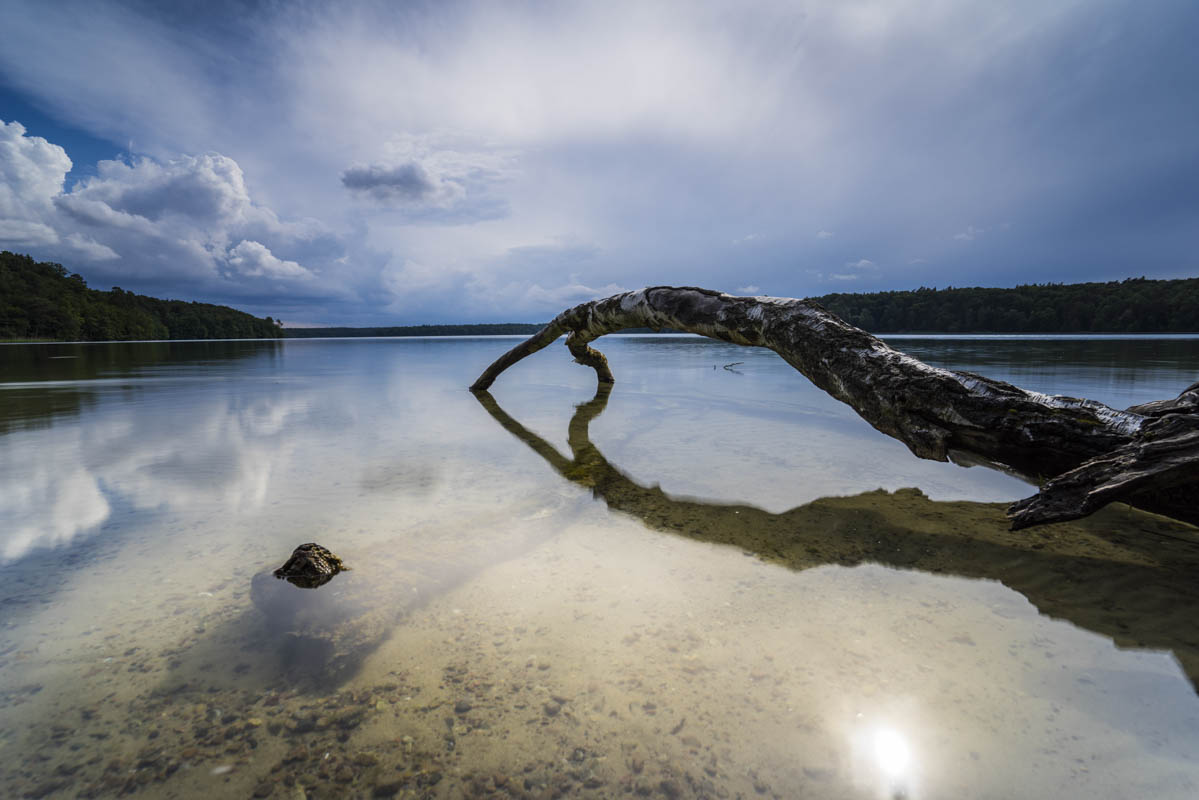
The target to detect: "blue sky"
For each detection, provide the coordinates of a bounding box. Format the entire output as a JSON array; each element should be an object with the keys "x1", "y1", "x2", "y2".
[{"x1": 1, "y1": 0, "x2": 1196, "y2": 325}]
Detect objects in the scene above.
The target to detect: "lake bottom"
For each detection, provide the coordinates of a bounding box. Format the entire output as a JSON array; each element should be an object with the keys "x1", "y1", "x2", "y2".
[{"x1": 3, "y1": 491, "x2": 1198, "y2": 800}]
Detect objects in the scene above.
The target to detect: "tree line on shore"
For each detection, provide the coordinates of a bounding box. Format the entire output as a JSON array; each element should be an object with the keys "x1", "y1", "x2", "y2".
[
  {"x1": 0, "y1": 251, "x2": 283, "y2": 341},
  {"x1": 4, "y1": 250, "x2": 1197, "y2": 340},
  {"x1": 289, "y1": 277, "x2": 1199, "y2": 337},
  {"x1": 813, "y1": 278, "x2": 1199, "y2": 333}
]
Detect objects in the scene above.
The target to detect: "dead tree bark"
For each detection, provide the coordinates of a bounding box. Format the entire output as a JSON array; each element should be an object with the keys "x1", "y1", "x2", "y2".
[{"x1": 470, "y1": 286, "x2": 1199, "y2": 530}]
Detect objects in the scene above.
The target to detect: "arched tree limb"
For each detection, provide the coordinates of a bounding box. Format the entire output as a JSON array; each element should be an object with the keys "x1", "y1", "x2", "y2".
[{"x1": 471, "y1": 286, "x2": 1199, "y2": 529}]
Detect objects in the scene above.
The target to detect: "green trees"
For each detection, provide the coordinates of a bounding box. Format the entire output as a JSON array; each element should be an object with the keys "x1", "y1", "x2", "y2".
[
  {"x1": 813, "y1": 278, "x2": 1199, "y2": 333},
  {"x1": 0, "y1": 251, "x2": 282, "y2": 341},
  {"x1": 5, "y1": 247, "x2": 1195, "y2": 340}
]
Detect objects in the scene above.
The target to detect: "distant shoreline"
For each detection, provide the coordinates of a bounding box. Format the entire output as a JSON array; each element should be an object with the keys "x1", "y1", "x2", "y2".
[
  {"x1": 7, "y1": 248, "x2": 1199, "y2": 340},
  {"x1": 281, "y1": 326, "x2": 1199, "y2": 338},
  {"x1": 7, "y1": 331, "x2": 1199, "y2": 347}
]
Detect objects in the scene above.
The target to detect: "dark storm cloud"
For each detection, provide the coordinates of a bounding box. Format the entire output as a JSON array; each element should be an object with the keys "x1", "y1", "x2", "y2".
[{"x1": 340, "y1": 162, "x2": 436, "y2": 203}]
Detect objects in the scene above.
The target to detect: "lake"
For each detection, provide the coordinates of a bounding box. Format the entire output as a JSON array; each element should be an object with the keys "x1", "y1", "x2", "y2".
[{"x1": 2, "y1": 335, "x2": 1198, "y2": 799}]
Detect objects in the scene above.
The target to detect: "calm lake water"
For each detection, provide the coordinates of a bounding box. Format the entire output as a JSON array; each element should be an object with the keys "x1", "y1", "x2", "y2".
[{"x1": 2, "y1": 335, "x2": 1198, "y2": 800}]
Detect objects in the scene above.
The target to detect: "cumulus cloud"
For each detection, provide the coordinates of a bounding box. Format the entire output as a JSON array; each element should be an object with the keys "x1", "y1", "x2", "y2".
[
  {"x1": 0, "y1": 119, "x2": 69, "y2": 245},
  {"x1": 64, "y1": 232, "x2": 118, "y2": 260},
  {"x1": 845, "y1": 259, "x2": 875, "y2": 270},
  {"x1": 816, "y1": 230, "x2": 834, "y2": 239},
  {"x1": 0, "y1": 119, "x2": 334, "y2": 301},
  {"x1": 736, "y1": 284, "x2": 761, "y2": 294},
  {"x1": 53, "y1": 153, "x2": 328, "y2": 289},
  {"x1": 0, "y1": 119, "x2": 70, "y2": 213},
  {"x1": 954, "y1": 225, "x2": 984, "y2": 241},
  {"x1": 0, "y1": 219, "x2": 59, "y2": 247},
  {"x1": 61, "y1": 153, "x2": 278, "y2": 230},
  {"x1": 227, "y1": 240, "x2": 312, "y2": 279}
]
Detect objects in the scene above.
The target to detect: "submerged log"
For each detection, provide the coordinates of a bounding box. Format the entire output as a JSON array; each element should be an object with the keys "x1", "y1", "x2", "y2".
[{"x1": 471, "y1": 286, "x2": 1199, "y2": 529}]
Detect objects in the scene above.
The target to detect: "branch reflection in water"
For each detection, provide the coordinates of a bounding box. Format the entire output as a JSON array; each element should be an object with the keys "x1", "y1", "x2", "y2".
[{"x1": 473, "y1": 384, "x2": 1199, "y2": 693}]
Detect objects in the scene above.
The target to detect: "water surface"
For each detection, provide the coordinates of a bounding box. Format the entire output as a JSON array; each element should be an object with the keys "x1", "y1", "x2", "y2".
[{"x1": 2, "y1": 335, "x2": 1198, "y2": 799}]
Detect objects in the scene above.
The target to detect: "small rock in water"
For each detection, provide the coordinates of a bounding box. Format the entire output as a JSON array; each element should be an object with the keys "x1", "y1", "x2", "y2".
[
  {"x1": 543, "y1": 702, "x2": 561, "y2": 717},
  {"x1": 454, "y1": 699, "x2": 472, "y2": 714}
]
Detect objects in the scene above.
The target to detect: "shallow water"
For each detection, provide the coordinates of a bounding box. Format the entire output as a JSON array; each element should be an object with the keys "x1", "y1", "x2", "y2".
[{"x1": 1, "y1": 335, "x2": 1198, "y2": 799}]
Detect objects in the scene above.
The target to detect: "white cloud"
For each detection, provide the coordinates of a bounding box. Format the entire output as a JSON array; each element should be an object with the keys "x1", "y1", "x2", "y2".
[
  {"x1": 845, "y1": 258, "x2": 875, "y2": 269},
  {"x1": 830, "y1": 273, "x2": 860, "y2": 281},
  {"x1": 0, "y1": 219, "x2": 59, "y2": 246},
  {"x1": 54, "y1": 194, "x2": 160, "y2": 236},
  {"x1": 0, "y1": 120, "x2": 332, "y2": 298},
  {"x1": 227, "y1": 240, "x2": 312, "y2": 279},
  {"x1": 53, "y1": 153, "x2": 329, "y2": 287},
  {"x1": 64, "y1": 232, "x2": 118, "y2": 260},
  {"x1": 953, "y1": 224, "x2": 985, "y2": 241},
  {"x1": 816, "y1": 229, "x2": 834, "y2": 239},
  {"x1": 0, "y1": 120, "x2": 70, "y2": 213},
  {"x1": 62, "y1": 153, "x2": 288, "y2": 233},
  {"x1": 0, "y1": 119, "x2": 70, "y2": 248},
  {"x1": 736, "y1": 284, "x2": 761, "y2": 294}
]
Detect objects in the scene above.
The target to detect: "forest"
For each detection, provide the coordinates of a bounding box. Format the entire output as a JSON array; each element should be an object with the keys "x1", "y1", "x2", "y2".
[
  {"x1": 812, "y1": 278, "x2": 1199, "y2": 333},
  {"x1": 288, "y1": 277, "x2": 1199, "y2": 337},
  {"x1": 5, "y1": 249, "x2": 1197, "y2": 340},
  {"x1": 0, "y1": 251, "x2": 283, "y2": 341}
]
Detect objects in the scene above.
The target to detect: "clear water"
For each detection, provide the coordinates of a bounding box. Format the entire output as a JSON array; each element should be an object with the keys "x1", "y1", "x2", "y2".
[{"x1": 1, "y1": 335, "x2": 1198, "y2": 799}]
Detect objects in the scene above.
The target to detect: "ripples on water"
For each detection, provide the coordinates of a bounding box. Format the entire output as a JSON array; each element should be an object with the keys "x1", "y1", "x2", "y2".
[{"x1": 1, "y1": 336, "x2": 1198, "y2": 799}]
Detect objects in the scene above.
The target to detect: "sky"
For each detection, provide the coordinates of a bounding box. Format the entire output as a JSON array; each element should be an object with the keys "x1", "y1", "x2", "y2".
[{"x1": 0, "y1": 0, "x2": 1196, "y2": 326}]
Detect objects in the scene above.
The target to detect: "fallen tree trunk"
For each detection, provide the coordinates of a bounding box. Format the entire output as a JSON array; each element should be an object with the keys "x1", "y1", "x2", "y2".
[{"x1": 470, "y1": 286, "x2": 1199, "y2": 529}]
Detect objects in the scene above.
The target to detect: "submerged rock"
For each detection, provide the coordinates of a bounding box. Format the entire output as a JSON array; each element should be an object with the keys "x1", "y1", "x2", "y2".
[
  {"x1": 272, "y1": 543, "x2": 350, "y2": 589},
  {"x1": 247, "y1": 495, "x2": 569, "y2": 683}
]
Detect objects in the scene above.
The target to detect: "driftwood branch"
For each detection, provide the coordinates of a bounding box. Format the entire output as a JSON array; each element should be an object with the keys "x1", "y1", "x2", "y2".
[{"x1": 471, "y1": 287, "x2": 1199, "y2": 530}]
